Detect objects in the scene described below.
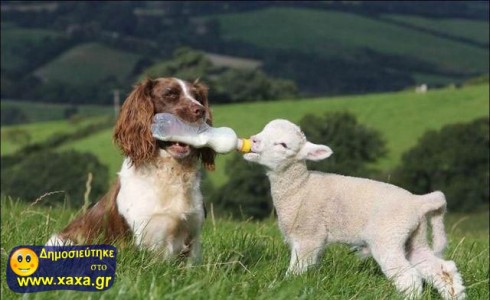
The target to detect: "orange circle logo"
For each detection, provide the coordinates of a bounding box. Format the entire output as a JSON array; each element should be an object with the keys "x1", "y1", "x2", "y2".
[{"x1": 10, "y1": 248, "x2": 39, "y2": 276}]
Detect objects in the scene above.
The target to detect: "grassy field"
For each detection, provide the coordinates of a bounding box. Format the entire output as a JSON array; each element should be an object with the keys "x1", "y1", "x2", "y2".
[
  {"x1": 214, "y1": 7, "x2": 489, "y2": 74},
  {"x1": 382, "y1": 14, "x2": 489, "y2": 45},
  {"x1": 33, "y1": 42, "x2": 141, "y2": 86},
  {"x1": 1, "y1": 85, "x2": 488, "y2": 299},
  {"x1": 59, "y1": 83, "x2": 490, "y2": 186},
  {"x1": 1, "y1": 116, "x2": 109, "y2": 156},
  {"x1": 1, "y1": 197, "x2": 488, "y2": 299},
  {"x1": 2, "y1": 84, "x2": 488, "y2": 187}
]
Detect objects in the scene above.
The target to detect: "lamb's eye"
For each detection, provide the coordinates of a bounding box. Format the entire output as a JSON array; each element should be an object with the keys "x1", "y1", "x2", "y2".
[{"x1": 275, "y1": 142, "x2": 288, "y2": 149}]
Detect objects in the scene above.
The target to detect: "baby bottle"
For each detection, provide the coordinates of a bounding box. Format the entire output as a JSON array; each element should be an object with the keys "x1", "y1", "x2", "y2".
[{"x1": 151, "y1": 113, "x2": 251, "y2": 154}]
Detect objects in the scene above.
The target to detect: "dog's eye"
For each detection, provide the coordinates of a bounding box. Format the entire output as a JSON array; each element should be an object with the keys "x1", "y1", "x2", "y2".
[
  {"x1": 192, "y1": 90, "x2": 204, "y2": 104},
  {"x1": 164, "y1": 88, "x2": 178, "y2": 98}
]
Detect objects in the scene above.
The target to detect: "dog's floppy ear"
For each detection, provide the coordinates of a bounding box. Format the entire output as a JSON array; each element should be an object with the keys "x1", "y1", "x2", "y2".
[
  {"x1": 193, "y1": 79, "x2": 212, "y2": 121},
  {"x1": 194, "y1": 80, "x2": 216, "y2": 171},
  {"x1": 114, "y1": 78, "x2": 157, "y2": 167}
]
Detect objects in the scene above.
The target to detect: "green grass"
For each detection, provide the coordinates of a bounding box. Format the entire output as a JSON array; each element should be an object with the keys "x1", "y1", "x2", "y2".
[
  {"x1": 383, "y1": 14, "x2": 489, "y2": 45},
  {"x1": 2, "y1": 84, "x2": 488, "y2": 187},
  {"x1": 34, "y1": 43, "x2": 141, "y2": 86},
  {"x1": 0, "y1": 26, "x2": 64, "y2": 71},
  {"x1": 1, "y1": 116, "x2": 109, "y2": 156},
  {"x1": 214, "y1": 7, "x2": 489, "y2": 74},
  {"x1": 58, "y1": 130, "x2": 123, "y2": 179},
  {"x1": 52, "y1": 84, "x2": 490, "y2": 185},
  {"x1": 209, "y1": 83, "x2": 489, "y2": 185},
  {"x1": 1, "y1": 100, "x2": 113, "y2": 155},
  {"x1": 1, "y1": 197, "x2": 488, "y2": 299}
]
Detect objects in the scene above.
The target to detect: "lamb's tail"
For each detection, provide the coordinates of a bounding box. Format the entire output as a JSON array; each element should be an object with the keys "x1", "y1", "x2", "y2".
[{"x1": 418, "y1": 191, "x2": 448, "y2": 257}]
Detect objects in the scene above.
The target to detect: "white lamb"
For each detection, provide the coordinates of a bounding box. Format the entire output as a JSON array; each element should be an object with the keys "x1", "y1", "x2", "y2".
[{"x1": 243, "y1": 119, "x2": 465, "y2": 300}]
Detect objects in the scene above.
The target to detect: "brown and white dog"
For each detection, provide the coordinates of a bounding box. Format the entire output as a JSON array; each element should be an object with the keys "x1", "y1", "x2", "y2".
[{"x1": 46, "y1": 77, "x2": 216, "y2": 261}]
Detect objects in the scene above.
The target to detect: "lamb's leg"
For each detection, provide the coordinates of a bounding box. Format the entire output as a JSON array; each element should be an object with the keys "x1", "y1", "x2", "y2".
[
  {"x1": 409, "y1": 249, "x2": 465, "y2": 300},
  {"x1": 407, "y1": 220, "x2": 465, "y2": 300},
  {"x1": 286, "y1": 239, "x2": 325, "y2": 275},
  {"x1": 369, "y1": 241, "x2": 422, "y2": 299}
]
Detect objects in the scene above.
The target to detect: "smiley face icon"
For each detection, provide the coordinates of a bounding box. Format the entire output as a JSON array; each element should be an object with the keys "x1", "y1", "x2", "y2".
[{"x1": 10, "y1": 248, "x2": 39, "y2": 276}]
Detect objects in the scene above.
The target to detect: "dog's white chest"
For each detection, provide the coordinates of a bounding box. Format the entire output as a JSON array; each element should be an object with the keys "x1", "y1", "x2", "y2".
[{"x1": 116, "y1": 158, "x2": 203, "y2": 246}]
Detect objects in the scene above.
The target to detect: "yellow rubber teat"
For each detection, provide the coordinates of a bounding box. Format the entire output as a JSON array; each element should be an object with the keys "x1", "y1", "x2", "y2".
[{"x1": 240, "y1": 138, "x2": 252, "y2": 153}]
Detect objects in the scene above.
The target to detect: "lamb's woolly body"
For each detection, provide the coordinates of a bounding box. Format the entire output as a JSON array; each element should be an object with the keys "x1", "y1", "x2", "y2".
[
  {"x1": 246, "y1": 119, "x2": 465, "y2": 300},
  {"x1": 269, "y1": 165, "x2": 444, "y2": 246}
]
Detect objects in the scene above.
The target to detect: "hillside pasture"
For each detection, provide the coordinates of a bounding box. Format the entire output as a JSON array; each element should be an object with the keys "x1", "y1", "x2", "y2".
[
  {"x1": 1, "y1": 116, "x2": 110, "y2": 156},
  {"x1": 2, "y1": 84, "x2": 487, "y2": 188},
  {"x1": 33, "y1": 42, "x2": 141, "y2": 86},
  {"x1": 382, "y1": 14, "x2": 489, "y2": 46},
  {"x1": 214, "y1": 8, "x2": 489, "y2": 75},
  {"x1": 208, "y1": 83, "x2": 489, "y2": 185}
]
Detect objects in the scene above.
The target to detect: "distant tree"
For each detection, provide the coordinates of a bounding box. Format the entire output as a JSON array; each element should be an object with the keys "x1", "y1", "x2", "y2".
[
  {"x1": 143, "y1": 47, "x2": 218, "y2": 81},
  {"x1": 64, "y1": 105, "x2": 79, "y2": 119},
  {"x1": 299, "y1": 111, "x2": 387, "y2": 177},
  {"x1": 1, "y1": 107, "x2": 29, "y2": 125},
  {"x1": 1, "y1": 150, "x2": 109, "y2": 207},
  {"x1": 131, "y1": 57, "x2": 155, "y2": 77},
  {"x1": 142, "y1": 47, "x2": 298, "y2": 103},
  {"x1": 392, "y1": 117, "x2": 489, "y2": 212},
  {"x1": 211, "y1": 153, "x2": 272, "y2": 220},
  {"x1": 213, "y1": 68, "x2": 298, "y2": 102}
]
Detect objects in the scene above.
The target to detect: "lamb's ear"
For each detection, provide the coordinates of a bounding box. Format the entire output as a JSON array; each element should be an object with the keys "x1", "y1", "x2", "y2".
[{"x1": 297, "y1": 142, "x2": 333, "y2": 161}]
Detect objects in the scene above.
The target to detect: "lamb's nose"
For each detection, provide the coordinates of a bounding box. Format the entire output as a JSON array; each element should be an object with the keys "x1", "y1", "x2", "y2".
[{"x1": 251, "y1": 136, "x2": 260, "y2": 150}]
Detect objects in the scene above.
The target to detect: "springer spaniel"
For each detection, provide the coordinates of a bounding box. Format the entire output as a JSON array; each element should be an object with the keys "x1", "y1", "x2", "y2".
[{"x1": 46, "y1": 77, "x2": 216, "y2": 261}]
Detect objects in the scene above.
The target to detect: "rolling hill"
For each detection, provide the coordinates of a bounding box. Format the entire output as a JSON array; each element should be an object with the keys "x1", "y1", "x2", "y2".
[
  {"x1": 2, "y1": 83, "x2": 488, "y2": 187},
  {"x1": 1, "y1": 3, "x2": 488, "y2": 103},
  {"x1": 33, "y1": 42, "x2": 141, "y2": 86},
  {"x1": 382, "y1": 14, "x2": 489, "y2": 46},
  {"x1": 215, "y1": 7, "x2": 488, "y2": 80}
]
